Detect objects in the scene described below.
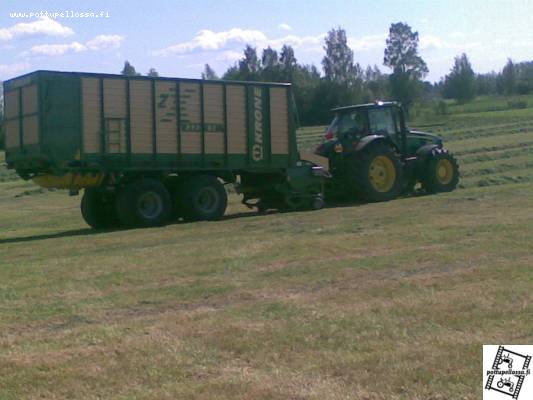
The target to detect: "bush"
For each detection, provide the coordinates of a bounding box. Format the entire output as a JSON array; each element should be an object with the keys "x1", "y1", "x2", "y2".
[
  {"x1": 507, "y1": 100, "x2": 528, "y2": 109},
  {"x1": 433, "y1": 100, "x2": 449, "y2": 115}
]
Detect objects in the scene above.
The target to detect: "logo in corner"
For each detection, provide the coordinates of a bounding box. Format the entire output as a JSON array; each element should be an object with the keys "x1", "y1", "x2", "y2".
[{"x1": 484, "y1": 345, "x2": 532, "y2": 399}]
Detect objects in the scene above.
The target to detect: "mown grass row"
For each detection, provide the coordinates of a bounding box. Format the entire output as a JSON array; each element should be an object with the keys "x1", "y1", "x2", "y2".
[
  {"x1": 459, "y1": 145, "x2": 533, "y2": 164},
  {"x1": 444, "y1": 119, "x2": 533, "y2": 188}
]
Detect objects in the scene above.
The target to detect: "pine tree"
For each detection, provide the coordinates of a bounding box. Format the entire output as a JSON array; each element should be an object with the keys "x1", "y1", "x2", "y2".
[
  {"x1": 201, "y1": 64, "x2": 219, "y2": 80},
  {"x1": 147, "y1": 68, "x2": 159, "y2": 77}
]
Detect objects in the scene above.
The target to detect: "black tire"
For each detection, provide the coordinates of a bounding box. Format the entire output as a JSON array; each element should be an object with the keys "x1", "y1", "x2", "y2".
[
  {"x1": 346, "y1": 143, "x2": 404, "y2": 202},
  {"x1": 178, "y1": 175, "x2": 227, "y2": 221},
  {"x1": 165, "y1": 176, "x2": 184, "y2": 221},
  {"x1": 311, "y1": 196, "x2": 325, "y2": 210},
  {"x1": 81, "y1": 187, "x2": 119, "y2": 229},
  {"x1": 115, "y1": 179, "x2": 172, "y2": 228},
  {"x1": 421, "y1": 150, "x2": 459, "y2": 193}
]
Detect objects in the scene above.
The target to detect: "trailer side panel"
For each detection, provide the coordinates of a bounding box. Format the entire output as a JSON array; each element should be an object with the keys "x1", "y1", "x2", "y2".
[{"x1": 5, "y1": 71, "x2": 295, "y2": 177}]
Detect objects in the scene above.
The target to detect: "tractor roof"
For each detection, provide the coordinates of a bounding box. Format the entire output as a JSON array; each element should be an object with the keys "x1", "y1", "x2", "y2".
[{"x1": 331, "y1": 101, "x2": 399, "y2": 113}]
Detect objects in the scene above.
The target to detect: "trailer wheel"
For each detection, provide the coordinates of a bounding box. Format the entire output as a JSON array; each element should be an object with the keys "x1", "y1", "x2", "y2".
[
  {"x1": 178, "y1": 175, "x2": 227, "y2": 221},
  {"x1": 81, "y1": 188, "x2": 118, "y2": 229},
  {"x1": 421, "y1": 150, "x2": 459, "y2": 193},
  {"x1": 348, "y1": 143, "x2": 404, "y2": 202},
  {"x1": 311, "y1": 196, "x2": 325, "y2": 210},
  {"x1": 116, "y1": 179, "x2": 172, "y2": 228}
]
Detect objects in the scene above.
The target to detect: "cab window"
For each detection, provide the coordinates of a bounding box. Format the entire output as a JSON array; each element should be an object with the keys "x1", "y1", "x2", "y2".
[
  {"x1": 337, "y1": 111, "x2": 366, "y2": 136},
  {"x1": 368, "y1": 108, "x2": 398, "y2": 135}
]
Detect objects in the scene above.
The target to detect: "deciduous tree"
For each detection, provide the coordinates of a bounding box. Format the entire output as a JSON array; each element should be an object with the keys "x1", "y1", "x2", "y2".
[
  {"x1": 383, "y1": 22, "x2": 428, "y2": 110},
  {"x1": 280, "y1": 45, "x2": 297, "y2": 81},
  {"x1": 238, "y1": 45, "x2": 261, "y2": 80},
  {"x1": 442, "y1": 53, "x2": 476, "y2": 103},
  {"x1": 322, "y1": 27, "x2": 361, "y2": 86}
]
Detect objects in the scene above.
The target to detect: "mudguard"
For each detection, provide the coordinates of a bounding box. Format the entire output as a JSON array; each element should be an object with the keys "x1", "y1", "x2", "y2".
[
  {"x1": 416, "y1": 144, "x2": 444, "y2": 163},
  {"x1": 354, "y1": 135, "x2": 385, "y2": 152},
  {"x1": 414, "y1": 144, "x2": 447, "y2": 178},
  {"x1": 353, "y1": 135, "x2": 403, "y2": 155}
]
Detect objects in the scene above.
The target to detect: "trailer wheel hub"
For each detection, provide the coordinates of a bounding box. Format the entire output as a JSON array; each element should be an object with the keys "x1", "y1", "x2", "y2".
[
  {"x1": 197, "y1": 187, "x2": 218, "y2": 214},
  {"x1": 369, "y1": 155, "x2": 396, "y2": 193},
  {"x1": 137, "y1": 191, "x2": 163, "y2": 220}
]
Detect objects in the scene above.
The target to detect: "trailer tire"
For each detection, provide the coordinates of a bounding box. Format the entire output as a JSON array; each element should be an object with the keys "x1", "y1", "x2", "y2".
[
  {"x1": 116, "y1": 179, "x2": 172, "y2": 228},
  {"x1": 178, "y1": 175, "x2": 227, "y2": 221},
  {"x1": 81, "y1": 188, "x2": 119, "y2": 229},
  {"x1": 347, "y1": 143, "x2": 404, "y2": 202},
  {"x1": 421, "y1": 150, "x2": 459, "y2": 193},
  {"x1": 311, "y1": 196, "x2": 325, "y2": 210}
]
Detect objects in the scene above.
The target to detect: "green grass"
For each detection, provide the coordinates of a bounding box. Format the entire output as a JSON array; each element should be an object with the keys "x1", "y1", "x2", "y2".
[
  {"x1": 445, "y1": 94, "x2": 533, "y2": 115},
  {"x1": 1, "y1": 102, "x2": 533, "y2": 399}
]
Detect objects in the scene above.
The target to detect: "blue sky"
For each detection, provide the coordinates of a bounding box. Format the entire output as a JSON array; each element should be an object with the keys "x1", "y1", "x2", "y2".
[{"x1": 1, "y1": 0, "x2": 532, "y2": 83}]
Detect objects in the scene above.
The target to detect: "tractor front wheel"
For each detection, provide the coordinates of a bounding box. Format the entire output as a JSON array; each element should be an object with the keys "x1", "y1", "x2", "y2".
[{"x1": 421, "y1": 151, "x2": 459, "y2": 193}]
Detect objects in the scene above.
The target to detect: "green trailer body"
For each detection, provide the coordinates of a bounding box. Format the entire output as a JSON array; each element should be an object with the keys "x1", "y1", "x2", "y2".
[
  {"x1": 3, "y1": 70, "x2": 300, "y2": 180},
  {"x1": 3, "y1": 71, "x2": 325, "y2": 228}
]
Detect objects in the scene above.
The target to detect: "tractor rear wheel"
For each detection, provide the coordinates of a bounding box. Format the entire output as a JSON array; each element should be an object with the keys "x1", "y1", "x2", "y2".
[
  {"x1": 421, "y1": 150, "x2": 459, "y2": 193},
  {"x1": 81, "y1": 187, "x2": 119, "y2": 229},
  {"x1": 177, "y1": 175, "x2": 227, "y2": 221},
  {"x1": 347, "y1": 143, "x2": 404, "y2": 202},
  {"x1": 115, "y1": 179, "x2": 172, "y2": 228}
]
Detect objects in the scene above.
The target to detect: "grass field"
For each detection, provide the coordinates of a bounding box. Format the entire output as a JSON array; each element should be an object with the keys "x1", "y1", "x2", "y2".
[{"x1": 1, "y1": 105, "x2": 533, "y2": 399}]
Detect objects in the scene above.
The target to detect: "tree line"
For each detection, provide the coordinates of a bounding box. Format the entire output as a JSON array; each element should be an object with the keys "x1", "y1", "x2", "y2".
[
  {"x1": 123, "y1": 23, "x2": 430, "y2": 124},
  {"x1": 123, "y1": 22, "x2": 533, "y2": 124},
  {"x1": 1, "y1": 22, "x2": 533, "y2": 149}
]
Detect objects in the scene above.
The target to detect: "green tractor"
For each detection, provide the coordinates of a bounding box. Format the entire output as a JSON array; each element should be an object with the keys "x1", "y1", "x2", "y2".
[{"x1": 314, "y1": 101, "x2": 459, "y2": 201}]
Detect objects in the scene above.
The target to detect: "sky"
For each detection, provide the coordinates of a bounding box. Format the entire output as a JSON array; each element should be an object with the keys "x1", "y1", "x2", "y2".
[{"x1": 0, "y1": 0, "x2": 532, "y2": 83}]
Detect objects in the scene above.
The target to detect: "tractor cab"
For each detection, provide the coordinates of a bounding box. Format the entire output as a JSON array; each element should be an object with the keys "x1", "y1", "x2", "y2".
[{"x1": 318, "y1": 101, "x2": 441, "y2": 159}]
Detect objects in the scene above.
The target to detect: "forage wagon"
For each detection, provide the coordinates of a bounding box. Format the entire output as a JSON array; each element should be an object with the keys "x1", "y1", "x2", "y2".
[{"x1": 3, "y1": 70, "x2": 326, "y2": 228}]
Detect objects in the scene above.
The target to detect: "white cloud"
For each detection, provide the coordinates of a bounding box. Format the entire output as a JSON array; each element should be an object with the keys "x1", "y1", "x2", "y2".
[
  {"x1": 155, "y1": 28, "x2": 393, "y2": 59},
  {"x1": 0, "y1": 61, "x2": 30, "y2": 77},
  {"x1": 278, "y1": 23, "x2": 292, "y2": 31},
  {"x1": 215, "y1": 50, "x2": 243, "y2": 62},
  {"x1": 420, "y1": 34, "x2": 447, "y2": 50},
  {"x1": 30, "y1": 41, "x2": 87, "y2": 56},
  {"x1": 348, "y1": 34, "x2": 386, "y2": 52},
  {"x1": 419, "y1": 34, "x2": 481, "y2": 51},
  {"x1": 267, "y1": 34, "x2": 324, "y2": 52},
  {"x1": 28, "y1": 34, "x2": 125, "y2": 56},
  {"x1": 155, "y1": 28, "x2": 267, "y2": 56},
  {"x1": 449, "y1": 31, "x2": 465, "y2": 39},
  {"x1": 0, "y1": 16, "x2": 73, "y2": 41},
  {"x1": 86, "y1": 34, "x2": 124, "y2": 50}
]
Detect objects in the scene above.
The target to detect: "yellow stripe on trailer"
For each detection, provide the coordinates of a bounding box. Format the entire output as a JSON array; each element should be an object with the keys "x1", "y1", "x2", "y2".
[{"x1": 33, "y1": 173, "x2": 104, "y2": 189}]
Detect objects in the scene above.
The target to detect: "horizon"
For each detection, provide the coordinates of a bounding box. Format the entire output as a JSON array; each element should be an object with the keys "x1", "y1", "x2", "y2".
[{"x1": 0, "y1": 0, "x2": 532, "y2": 83}]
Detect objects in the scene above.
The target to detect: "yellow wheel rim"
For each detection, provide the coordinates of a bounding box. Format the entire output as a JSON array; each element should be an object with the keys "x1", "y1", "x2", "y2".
[
  {"x1": 436, "y1": 159, "x2": 454, "y2": 185},
  {"x1": 369, "y1": 155, "x2": 396, "y2": 193}
]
